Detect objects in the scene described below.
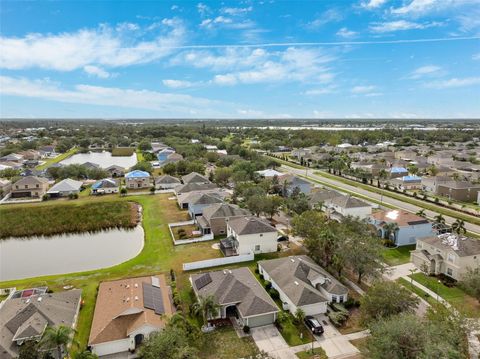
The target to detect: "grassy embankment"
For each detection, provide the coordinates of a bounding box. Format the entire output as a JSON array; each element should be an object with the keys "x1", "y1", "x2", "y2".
[
  {"x1": 0, "y1": 194, "x2": 223, "y2": 352},
  {"x1": 111, "y1": 147, "x2": 135, "y2": 156},
  {"x1": 0, "y1": 201, "x2": 138, "y2": 239},
  {"x1": 35, "y1": 147, "x2": 78, "y2": 170}
]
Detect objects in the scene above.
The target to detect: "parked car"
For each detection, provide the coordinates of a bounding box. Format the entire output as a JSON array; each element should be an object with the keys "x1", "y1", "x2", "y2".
[
  {"x1": 304, "y1": 316, "x2": 324, "y2": 335},
  {"x1": 277, "y1": 235, "x2": 289, "y2": 242}
]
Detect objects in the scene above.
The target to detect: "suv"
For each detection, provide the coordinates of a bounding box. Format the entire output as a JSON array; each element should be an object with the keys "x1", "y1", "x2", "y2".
[{"x1": 304, "y1": 316, "x2": 324, "y2": 335}]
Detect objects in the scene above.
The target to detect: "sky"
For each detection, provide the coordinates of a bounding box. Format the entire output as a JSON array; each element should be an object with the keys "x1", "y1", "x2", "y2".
[{"x1": 0, "y1": 0, "x2": 479, "y2": 119}]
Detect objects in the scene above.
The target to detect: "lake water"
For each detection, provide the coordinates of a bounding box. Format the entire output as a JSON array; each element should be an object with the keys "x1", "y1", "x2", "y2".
[
  {"x1": 60, "y1": 151, "x2": 137, "y2": 169},
  {"x1": 0, "y1": 226, "x2": 144, "y2": 281}
]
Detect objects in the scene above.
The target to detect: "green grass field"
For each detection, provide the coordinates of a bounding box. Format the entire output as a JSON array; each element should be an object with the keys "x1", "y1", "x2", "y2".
[
  {"x1": 111, "y1": 147, "x2": 135, "y2": 156},
  {"x1": 296, "y1": 347, "x2": 327, "y2": 359},
  {"x1": 397, "y1": 277, "x2": 437, "y2": 306},
  {"x1": 381, "y1": 245, "x2": 415, "y2": 266},
  {"x1": 35, "y1": 148, "x2": 78, "y2": 170},
  {"x1": 0, "y1": 201, "x2": 138, "y2": 238}
]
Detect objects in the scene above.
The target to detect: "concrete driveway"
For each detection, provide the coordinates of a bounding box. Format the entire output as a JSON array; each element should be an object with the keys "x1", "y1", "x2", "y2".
[{"x1": 251, "y1": 325, "x2": 289, "y2": 353}]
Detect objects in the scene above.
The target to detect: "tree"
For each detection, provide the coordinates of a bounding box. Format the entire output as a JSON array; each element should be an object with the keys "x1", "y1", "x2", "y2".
[
  {"x1": 0, "y1": 168, "x2": 21, "y2": 179},
  {"x1": 214, "y1": 167, "x2": 232, "y2": 187},
  {"x1": 451, "y1": 219, "x2": 466, "y2": 235},
  {"x1": 73, "y1": 351, "x2": 99, "y2": 359},
  {"x1": 434, "y1": 214, "x2": 445, "y2": 225},
  {"x1": 427, "y1": 164, "x2": 439, "y2": 176},
  {"x1": 138, "y1": 139, "x2": 152, "y2": 151},
  {"x1": 459, "y1": 267, "x2": 480, "y2": 302},
  {"x1": 416, "y1": 209, "x2": 426, "y2": 218},
  {"x1": 377, "y1": 169, "x2": 388, "y2": 187},
  {"x1": 382, "y1": 222, "x2": 399, "y2": 242},
  {"x1": 18, "y1": 341, "x2": 40, "y2": 359},
  {"x1": 294, "y1": 308, "x2": 306, "y2": 324},
  {"x1": 140, "y1": 326, "x2": 199, "y2": 359},
  {"x1": 40, "y1": 325, "x2": 75, "y2": 359},
  {"x1": 360, "y1": 281, "x2": 419, "y2": 323},
  {"x1": 120, "y1": 187, "x2": 127, "y2": 196},
  {"x1": 191, "y1": 295, "x2": 220, "y2": 328},
  {"x1": 131, "y1": 161, "x2": 153, "y2": 173},
  {"x1": 407, "y1": 163, "x2": 419, "y2": 176},
  {"x1": 246, "y1": 194, "x2": 265, "y2": 217},
  {"x1": 263, "y1": 195, "x2": 283, "y2": 219},
  {"x1": 163, "y1": 162, "x2": 177, "y2": 175}
]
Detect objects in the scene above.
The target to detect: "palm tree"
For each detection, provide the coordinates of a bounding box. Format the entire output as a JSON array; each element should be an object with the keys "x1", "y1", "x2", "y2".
[
  {"x1": 383, "y1": 222, "x2": 399, "y2": 243},
  {"x1": 378, "y1": 169, "x2": 388, "y2": 187},
  {"x1": 416, "y1": 209, "x2": 426, "y2": 218},
  {"x1": 453, "y1": 172, "x2": 460, "y2": 181},
  {"x1": 40, "y1": 325, "x2": 75, "y2": 359},
  {"x1": 407, "y1": 164, "x2": 419, "y2": 176},
  {"x1": 192, "y1": 295, "x2": 220, "y2": 328},
  {"x1": 434, "y1": 214, "x2": 446, "y2": 225},
  {"x1": 427, "y1": 164, "x2": 438, "y2": 176},
  {"x1": 73, "y1": 351, "x2": 98, "y2": 359},
  {"x1": 451, "y1": 219, "x2": 466, "y2": 234}
]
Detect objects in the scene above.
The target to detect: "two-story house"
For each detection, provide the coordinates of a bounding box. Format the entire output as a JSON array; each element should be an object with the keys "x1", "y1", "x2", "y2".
[
  {"x1": 410, "y1": 234, "x2": 480, "y2": 280},
  {"x1": 11, "y1": 176, "x2": 49, "y2": 198},
  {"x1": 125, "y1": 170, "x2": 151, "y2": 189},
  {"x1": 324, "y1": 195, "x2": 372, "y2": 221}
]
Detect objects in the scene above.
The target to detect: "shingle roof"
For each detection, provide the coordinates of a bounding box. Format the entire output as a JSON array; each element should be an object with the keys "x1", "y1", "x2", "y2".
[
  {"x1": 47, "y1": 178, "x2": 83, "y2": 193},
  {"x1": 437, "y1": 181, "x2": 480, "y2": 190},
  {"x1": 202, "y1": 203, "x2": 250, "y2": 221},
  {"x1": 371, "y1": 210, "x2": 430, "y2": 227},
  {"x1": 125, "y1": 170, "x2": 150, "y2": 178},
  {"x1": 155, "y1": 175, "x2": 181, "y2": 184},
  {"x1": 228, "y1": 216, "x2": 277, "y2": 235},
  {"x1": 181, "y1": 172, "x2": 209, "y2": 184},
  {"x1": 191, "y1": 268, "x2": 278, "y2": 318},
  {"x1": 92, "y1": 178, "x2": 118, "y2": 189},
  {"x1": 419, "y1": 235, "x2": 480, "y2": 257},
  {"x1": 13, "y1": 176, "x2": 49, "y2": 187},
  {"x1": 327, "y1": 195, "x2": 370, "y2": 209},
  {"x1": 308, "y1": 189, "x2": 342, "y2": 205},
  {"x1": 175, "y1": 182, "x2": 218, "y2": 194},
  {"x1": 258, "y1": 256, "x2": 348, "y2": 306},
  {"x1": 189, "y1": 192, "x2": 224, "y2": 206}
]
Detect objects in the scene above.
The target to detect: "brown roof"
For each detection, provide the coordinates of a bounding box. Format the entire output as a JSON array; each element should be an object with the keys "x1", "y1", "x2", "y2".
[
  {"x1": 371, "y1": 210, "x2": 429, "y2": 227},
  {"x1": 88, "y1": 275, "x2": 174, "y2": 345}
]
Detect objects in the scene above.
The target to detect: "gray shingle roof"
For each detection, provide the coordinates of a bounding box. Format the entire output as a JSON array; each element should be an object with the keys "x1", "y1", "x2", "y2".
[
  {"x1": 189, "y1": 192, "x2": 224, "y2": 205},
  {"x1": 308, "y1": 189, "x2": 342, "y2": 205},
  {"x1": 155, "y1": 174, "x2": 181, "y2": 184},
  {"x1": 420, "y1": 235, "x2": 480, "y2": 257},
  {"x1": 259, "y1": 256, "x2": 348, "y2": 306},
  {"x1": 228, "y1": 216, "x2": 277, "y2": 235},
  {"x1": 202, "y1": 203, "x2": 250, "y2": 221},
  {"x1": 181, "y1": 172, "x2": 210, "y2": 184},
  {"x1": 191, "y1": 268, "x2": 278, "y2": 318},
  {"x1": 175, "y1": 182, "x2": 218, "y2": 194},
  {"x1": 47, "y1": 178, "x2": 83, "y2": 193},
  {"x1": 327, "y1": 195, "x2": 370, "y2": 209}
]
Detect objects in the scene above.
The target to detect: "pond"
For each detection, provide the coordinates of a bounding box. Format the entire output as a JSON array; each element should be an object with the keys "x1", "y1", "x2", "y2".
[
  {"x1": 0, "y1": 226, "x2": 144, "y2": 281},
  {"x1": 60, "y1": 151, "x2": 137, "y2": 169}
]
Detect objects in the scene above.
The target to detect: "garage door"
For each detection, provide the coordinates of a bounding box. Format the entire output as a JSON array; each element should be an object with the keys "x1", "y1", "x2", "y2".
[
  {"x1": 11, "y1": 192, "x2": 31, "y2": 198},
  {"x1": 247, "y1": 313, "x2": 276, "y2": 328}
]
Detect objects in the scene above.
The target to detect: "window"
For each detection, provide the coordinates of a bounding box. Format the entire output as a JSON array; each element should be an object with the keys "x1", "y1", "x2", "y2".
[
  {"x1": 25, "y1": 185, "x2": 28, "y2": 189},
  {"x1": 339, "y1": 295, "x2": 344, "y2": 303},
  {"x1": 417, "y1": 243, "x2": 422, "y2": 249},
  {"x1": 36, "y1": 184, "x2": 39, "y2": 188},
  {"x1": 447, "y1": 268, "x2": 453, "y2": 276},
  {"x1": 254, "y1": 245, "x2": 260, "y2": 251},
  {"x1": 447, "y1": 253, "x2": 455, "y2": 263},
  {"x1": 332, "y1": 295, "x2": 337, "y2": 302},
  {"x1": 260, "y1": 234, "x2": 263, "y2": 237}
]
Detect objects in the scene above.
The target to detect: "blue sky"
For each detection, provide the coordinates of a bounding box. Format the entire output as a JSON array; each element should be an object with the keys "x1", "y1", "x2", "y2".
[{"x1": 0, "y1": 0, "x2": 479, "y2": 119}]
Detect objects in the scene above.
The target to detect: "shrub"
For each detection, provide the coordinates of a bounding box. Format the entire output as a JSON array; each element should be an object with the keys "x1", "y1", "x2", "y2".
[
  {"x1": 243, "y1": 325, "x2": 250, "y2": 334},
  {"x1": 269, "y1": 288, "x2": 280, "y2": 300},
  {"x1": 328, "y1": 310, "x2": 349, "y2": 327},
  {"x1": 344, "y1": 298, "x2": 360, "y2": 309},
  {"x1": 42, "y1": 194, "x2": 48, "y2": 201},
  {"x1": 259, "y1": 274, "x2": 264, "y2": 280},
  {"x1": 254, "y1": 268, "x2": 259, "y2": 274},
  {"x1": 265, "y1": 282, "x2": 272, "y2": 290}
]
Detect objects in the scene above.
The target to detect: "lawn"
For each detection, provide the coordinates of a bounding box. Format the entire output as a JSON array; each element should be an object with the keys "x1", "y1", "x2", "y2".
[
  {"x1": 172, "y1": 224, "x2": 202, "y2": 240},
  {"x1": 409, "y1": 273, "x2": 480, "y2": 317},
  {"x1": 136, "y1": 148, "x2": 145, "y2": 161},
  {"x1": 0, "y1": 194, "x2": 221, "y2": 352},
  {"x1": 199, "y1": 327, "x2": 259, "y2": 359},
  {"x1": 279, "y1": 318, "x2": 313, "y2": 346},
  {"x1": 397, "y1": 277, "x2": 437, "y2": 306},
  {"x1": 381, "y1": 245, "x2": 415, "y2": 266},
  {"x1": 0, "y1": 200, "x2": 139, "y2": 238},
  {"x1": 35, "y1": 147, "x2": 78, "y2": 170},
  {"x1": 296, "y1": 347, "x2": 327, "y2": 359},
  {"x1": 111, "y1": 147, "x2": 135, "y2": 156}
]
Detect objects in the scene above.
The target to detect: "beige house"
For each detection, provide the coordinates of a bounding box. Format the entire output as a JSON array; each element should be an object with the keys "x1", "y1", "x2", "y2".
[
  {"x1": 0, "y1": 179, "x2": 12, "y2": 198},
  {"x1": 11, "y1": 176, "x2": 49, "y2": 198},
  {"x1": 196, "y1": 203, "x2": 250, "y2": 236},
  {"x1": 125, "y1": 170, "x2": 151, "y2": 189},
  {"x1": 411, "y1": 234, "x2": 480, "y2": 280}
]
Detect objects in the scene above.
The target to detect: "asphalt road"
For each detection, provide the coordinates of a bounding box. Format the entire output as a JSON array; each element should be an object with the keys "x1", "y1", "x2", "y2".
[{"x1": 281, "y1": 164, "x2": 480, "y2": 236}]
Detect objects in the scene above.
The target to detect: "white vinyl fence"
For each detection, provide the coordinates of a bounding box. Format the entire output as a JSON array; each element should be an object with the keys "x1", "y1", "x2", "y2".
[
  {"x1": 168, "y1": 220, "x2": 214, "y2": 245},
  {"x1": 183, "y1": 253, "x2": 254, "y2": 271}
]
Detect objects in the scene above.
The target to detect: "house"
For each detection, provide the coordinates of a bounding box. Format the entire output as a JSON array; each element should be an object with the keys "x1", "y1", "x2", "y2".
[
  {"x1": 181, "y1": 172, "x2": 210, "y2": 185},
  {"x1": 369, "y1": 210, "x2": 433, "y2": 246},
  {"x1": 205, "y1": 145, "x2": 218, "y2": 152},
  {"x1": 390, "y1": 175, "x2": 423, "y2": 190},
  {"x1": 82, "y1": 162, "x2": 100, "y2": 170},
  {"x1": 291, "y1": 148, "x2": 312, "y2": 160},
  {"x1": 421, "y1": 176, "x2": 451, "y2": 193},
  {"x1": 389, "y1": 167, "x2": 409, "y2": 178},
  {"x1": 157, "y1": 148, "x2": 176, "y2": 162},
  {"x1": 160, "y1": 152, "x2": 183, "y2": 166},
  {"x1": 88, "y1": 276, "x2": 174, "y2": 357},
  {"x1": 155, "y1": 175, "x2": 181, "y2": 189},
  {"x1": 0, "y1": 153, "x2": 24, "y2": 163},
  {"x1": 47, "y1": 178, "x2": 83, "y2": 197},
  {"x1": 255, "y1": 169, "x2": 286, "y2": 179},
  {"x1": 196, "y1": 203, "x2": 250, "y2": 236},
  {"x1": 221, "y1": 216, "x2": 278, "y2": 256},
  {"x1": 0, "y1": 289, "x2": 82, "y2": 359},
  {"x1": 18, "y1": 150, "x2": 41, "y2": 161},
  {"x1": 0, "y1": 161, "x2": 23, "y2": 171},
  {"x1": 308, "y1": 188, "x2": 342, "y2": 208},
  {"x1": 177, "y1": 188, "x2": 227, "y2": 209},
  {"x1": 105, "y1": 165, "x2": 125, "y2": 177},
  {"x1": 258, "y1": 256, "x2": 348, "y2": 315},
  {"x1": 11, "y1": 176, "x2": 49, "y2": 198},
  {"x1": 150, "y1": 142, "x2": 171, "y2": 154},
  {"x1": 91, "y1": 178, "x2": 119, "y2": 195},
  {"x1": 410, "y1": 234, "x2": 480, "y2": 280},
  {"x1": 0, "y1": 179, "x2": 12, "y2": 198},
  {"x1": 38, "y1": 145, "x2": 57, "y2": 157},
  {"x1": 436, "y1": 181, "x2": 480, "y2": 202},
  {"x1": 125, "y1": 170, "x2": 151, "y2": 189},
  {"x1": 350, "y1": 162, "x2": 387, "y2": 177},
  {"x1": 187, "y1": 192, "x2": 224, "y2": 218},
  {"x1": 174, "y1": 182, "x2": 218, "y2": 196},
  {"x1": 190, "y1": 268, "x2": 278, "y2": 328},
  {"x1": 324, "y1": 195, "x2": 372, "y2": 220}
]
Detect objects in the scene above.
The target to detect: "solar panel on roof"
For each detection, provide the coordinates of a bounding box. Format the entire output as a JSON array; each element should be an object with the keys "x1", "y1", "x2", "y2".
[
  {"x1": 142, "y1": 283, "x2": 165, "y2": 314},
  {"x1": 194, "y1": 273, "x2": 212, "y2": 290}
]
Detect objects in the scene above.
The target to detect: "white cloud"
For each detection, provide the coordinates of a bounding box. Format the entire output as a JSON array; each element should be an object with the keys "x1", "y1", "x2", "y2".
[
  {"x1": 360, "y1": 0, "x2": 388, "y2": 9},
  {"x1": 473, "y1": 53, "x2": 480, "y2": 60},
  {"x1": 456, "y1": 9, "x2": 480, "y2": 32},
  {"x1": 408, "y1": 65, "x2": 444, "y2": 79},
  {"x1": 351, "y1": 85, "x2": 381, "y2": 96},
  {"x1": 307, "y1": 9, "x2": 343, "y2": 29},
  {"x1": 390, "y1": 0, "x2": 472, "y2": 16},
  {"x1": 197, "y1": 3, "x2": 210, "y2": 16},
  {"x1": 305, "y1": 87, "x2": 336, "y2": 95},
  {"x1": 424, "y1": 77, "x2": 480, "y2": 89},
  {"x1": 162, "y1": 79, "x2": 196, "y2": 88},
  {"x1": 0, "y1": 75, "x2": 228, "y2": 115},
  {"x1": 369, "y1": 20, "x2": 442, "y2": 32},
  {"x1": 83, "y1": 65, "x2": 111, "y2": 79},
  {"x1": 222, "y1": 7, "x2": 253, "y2": 15},
  {"x1": 0, "y1": 19, "x2": 186, "y2": 71},
  {"x1": 336, "y1": 27, "x2": 358, "y2": 38}
]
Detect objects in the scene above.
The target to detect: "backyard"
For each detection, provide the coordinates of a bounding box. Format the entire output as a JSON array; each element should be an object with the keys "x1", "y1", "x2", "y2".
[{"x1": 381, "y1": 245, "x2": 415, "y2": 266}]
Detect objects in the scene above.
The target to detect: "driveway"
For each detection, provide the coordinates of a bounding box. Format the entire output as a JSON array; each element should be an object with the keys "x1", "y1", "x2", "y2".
[{"x1": 250, "y1": 325, "x2": 289, "y2": 354}]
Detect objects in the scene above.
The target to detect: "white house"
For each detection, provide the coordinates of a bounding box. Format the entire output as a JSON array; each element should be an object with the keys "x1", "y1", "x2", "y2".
[
  {"x1": 46, "y1": 178, "x2": 83, "y2": 197},
  {"x1": 324, "y1": 194, "x2": 372, "y2": 220},
  {"x1": 155, "y1": 174, "x2": 181, "y2": 189},
  {"x1": 222, "y1": 216, "x2": 278, "y2": 256},
  {"x1": 91, "y1": 178, "x2": 119, "y2": 195},
  {"x1": 258, "y1": 256, "x2": 348, "y2": 316}
]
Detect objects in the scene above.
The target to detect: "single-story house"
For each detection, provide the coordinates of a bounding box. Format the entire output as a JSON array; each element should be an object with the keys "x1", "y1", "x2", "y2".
[
  {"x1": 91, "y1": 178, "x2": 119, "y2": 195},
  {"x1": 105, "y1": 165, "x2": 126, "y2": 177},
  {"x1": 390, "y1": 175, "x2": 423, "y2": 190},
  {"x1": 157, "y1": 148, "x2": 176, "y2": 162},
  {"x1": 190, "y1": 268, "x2": 279, "y2": 328},
  {"x1": 181, "y1": 172, "x2": 210, "y2": 185},
  {"x1": 436, "y1": 181, "x2": 480, "y2": 202},
  {"x1": 88, "y1": 275, "x2": 174, "y2": 357},
  {"x1": 258, "y1": 256, "x2": 348, "y2": 315},
  {"x1": 38, "y1": 145, "x2": 57, "y2": 157},
  {"x1": 174, "y1": 182, "x2": 218, "y2": 196},
  {"x1": 389, "y1": 167, "x2": 409, "y2": 179},
  {"x1": 82, "y1": 162, "x2": 100, "y2": 170},
  {"x1": 421, "y1": 176, "x2": 451, "y2": 193},
  {"x1": 11, "y1": 176, "x2": 49, "y2": 198},
  {"x1": 369, "y1": 210, "x2": 433, "y2": 246},
  {"x1": 411, "y1": 234, "x2": 480, "y2": 280},
  {"x1": 255, "y1": 169, "x2": 287, "y2": 179},
  {"x1": 47, "y1": 178, "x2": 83, "y2": 197},
  {"x1": 125, "y1": 170, "x2": 151, "y2": 189},
  {"x1": 187, "y1": 192, "x2": 224, "y2": 218},
  {"x1": 160, "y1": 153, "x2": 184, "y2": 166},
  {"x1": 19, "y1": 150, "x2": 42, "y2": 161},
  {"x1": 155, "y1": 175, "x2": 181, "y2": 190},
  {"x1": 0, "y1": 289, "x2": 82, "y2": 358},
  {"x1": 222, "y1": 216, "x2": 278, "y2": 256},
  {"x1": 0, "y1": 153, "x2": 24, "y2": 163},
  {"x1": 196, "y1": 203, "x2": 250, "y2": 236},
  {"x1": 308, "y1": 188, "x2": 342, "y2": 208},
  {"x1": 324, "y1": 195, "x2": 372, "y2": 220}
]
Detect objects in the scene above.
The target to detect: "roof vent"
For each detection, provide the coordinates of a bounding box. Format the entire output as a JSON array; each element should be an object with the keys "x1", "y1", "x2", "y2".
[
  {"x1": 134, "y1": 283, "x2": 138, "y2": 288},
  {"x1": 134, "y1": 296, "x2": 139, "y2": 301},
  {"x1": 228, "y1": 270, "x2": 232, "y2": 274},
  {"x1": 294, "y1": 281, "x2": 299, "y2": 286},
  {"x1": 37, "y1": 297, "x2": 42, "y2": 302},
  {"x1": 290, "y1": 258, "x2": 295, "y2": 262},
  {"x1": 126, "y1": 285, "x2": 130, "y2": 289},
  {"x1": 223, "y1": 270, "x2": 227, "y2": 275},
  {"x1": 126, "y1": 297, "x2": 130, "y2": 302}
]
